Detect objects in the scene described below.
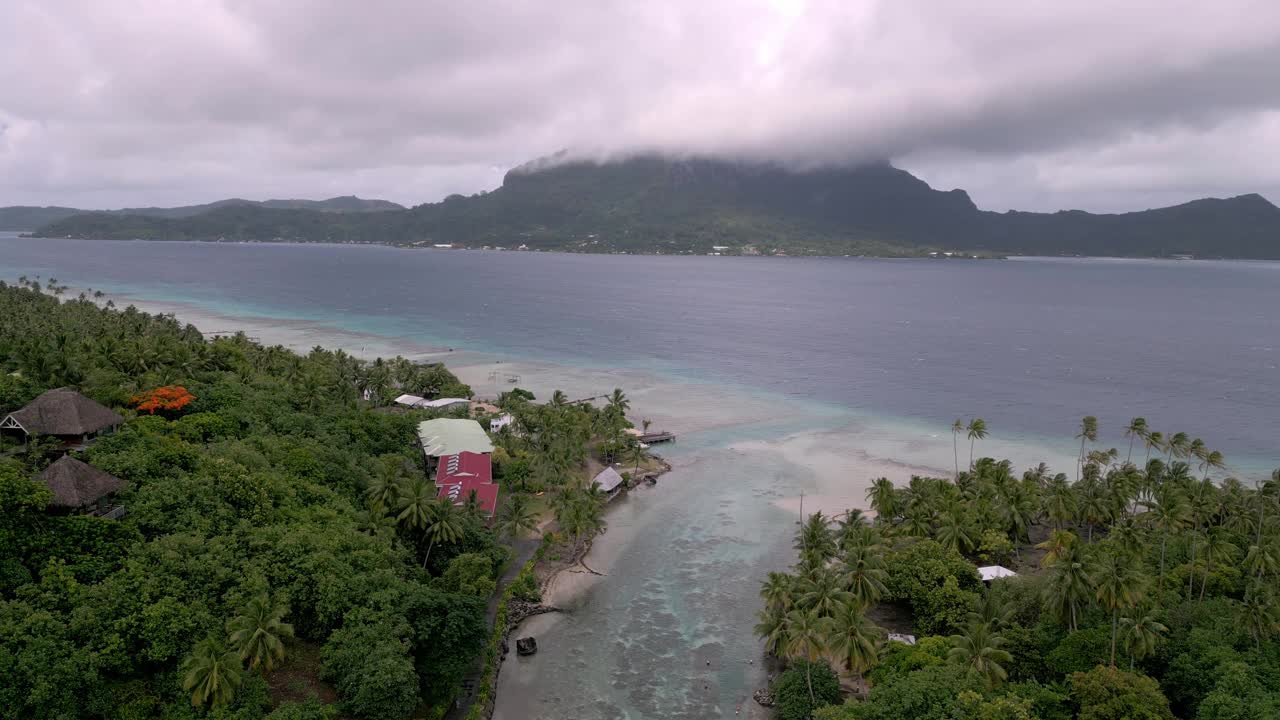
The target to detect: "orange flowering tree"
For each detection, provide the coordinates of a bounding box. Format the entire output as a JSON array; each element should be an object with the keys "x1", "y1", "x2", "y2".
[{"x1": 130, "y1": 385, "x2": 196, "y2": 415}]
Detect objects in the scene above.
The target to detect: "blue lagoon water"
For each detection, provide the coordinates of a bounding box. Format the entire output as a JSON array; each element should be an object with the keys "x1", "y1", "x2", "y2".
[{"x1": 2, "y1": 235, "x2": 1278, "y2": 717}]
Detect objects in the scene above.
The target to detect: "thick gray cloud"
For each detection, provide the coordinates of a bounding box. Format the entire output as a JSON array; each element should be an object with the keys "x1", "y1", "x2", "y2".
[{"x1": 3, "y1": 0, "x2": 1280, "y2": 211}]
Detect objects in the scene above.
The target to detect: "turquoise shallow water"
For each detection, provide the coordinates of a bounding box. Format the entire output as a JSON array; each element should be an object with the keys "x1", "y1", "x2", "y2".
[{"x1": 2, "y1": 235, "x2": 1278, "y2": 718}]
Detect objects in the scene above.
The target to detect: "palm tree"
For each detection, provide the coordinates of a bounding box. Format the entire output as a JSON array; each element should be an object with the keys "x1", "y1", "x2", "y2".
[
  {"x1": 841, "y1": 544, "x2": 889, "y2": 608},
  {"x1": 796, "y1": 567, "x2": 852, "y2": 618},
  {"x1": 1036, "y1": 529, "x2": 1076, "y2": 568},
  {"x1": 968, "y1": 589, "x2": 1016, "y2": 630},
  {"x1": 760, "y1": 571, "x2": 797, "y2": 613},
  {"x1": 496, "y1": 493, "x2": 539, "y2": 541},
  {"x1": 1119, "y1": 611, "x2": 1167, "y2": 671},
  {"x1": 1091, "y1": 550, "x2": 1149, "y2": 667},
  {"x1": 1148, "y1": 486, "x2": 1190, "y2": 606},
  {"x1": 866, "y1": 478, "x2": 898, "y2": 524},
  {"x1": 549, "y1": 390, "x2": 567, "y2": 408},
  {"x1": 1043, "y1": 475, "x2": 1077, "y2": 530},
  {"x1": 1185, "y1": 478, "x2": 1219, "y2": 601},
  {"x1": 1124, "y1": 418, "x2": 1148, "y2": 464},
  {"x1": 784, "y1": 609, "x2": 828, "y2": 704},
  {"x1": 936, "y1": 511, "x2": 977, "y2": 555},
  {"x1": 1244, "y1": 540, "x2": 1280, "y2": 582},
  {"x1": 754, "y1": 605, "x2": 790, "y2": 656},
  {"x1": 1197, "y1": 526, "x2": 1239, "y2": 602},
  {"x1": 423, "y1": 496, "x2": 464, "y2": 567},
  {"x1": 395, "y1": 476, "x2": 435, "y2": 534},
  {"x1": 794, "y1": 512, "x2": 836, "y2": 569},
  {"x1": 966, "y1": 418, "x2": 988, "y2": 472},
  {"x1": 952, "y1": 419, "x2": 964, "y2": 480},
  {"x1": 1144, "y1": 431, "x2": 1164, "y2": 467},
  {"x1": 947, "y1": 622, "x2": 1012, "y2": 688},
  {"x1": 365, "y1": 457, "x2": 405, "y2": 512},
  {"x1": 826, "y1": 601, "x2": 882, "y2": 686},
  {"x1": 607, "y1": 387, "x2": 630, "y2": 413},
  {"x1": 181, "y1": 635, "x2": 243, "y2": 707},
  {"x1": 1165, "y1": 432, "x2": 1191, "y2": 468},
  {"x1": 1044, "y1": 542, "x2": 1092, "y2": 631},
  {"x1": 1240, "y1": 583, "x2": 1279, "y2": 649},
  {"x1": 226, "y1": 593, "x2": 294, "y2": 672},
  {"x1": 1076, "y1": 416, "x2": 1098, "y2": 481}
]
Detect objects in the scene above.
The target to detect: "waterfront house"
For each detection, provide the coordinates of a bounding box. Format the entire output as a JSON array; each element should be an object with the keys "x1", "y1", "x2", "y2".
[
  {"x1": 592, "y1": 466, "x2": 626, "y2": 497},
  {"x1": 36, "y1": 455, "x2": 127, "y2": 518},
  {"x1": 1, "y1": 387, "x2": 124, "y2": 449},
  {"x1": 489, "y1": 413, "x2": 514, "y2": 432}
]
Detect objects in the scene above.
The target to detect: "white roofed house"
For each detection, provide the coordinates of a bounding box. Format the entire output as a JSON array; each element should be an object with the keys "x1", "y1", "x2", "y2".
[
  {"x1": 417, "y1": 418, "x2": 494, "y2": 471},
  {"x1": 395, "y1": 394, "x2": 470, "y2": 411},
  {"x1": 977, "y1": 565, "x2": 1018, "y2": 583},
  {"x1": 592, "y1": 466, "x2": 626, "y2": 498}
]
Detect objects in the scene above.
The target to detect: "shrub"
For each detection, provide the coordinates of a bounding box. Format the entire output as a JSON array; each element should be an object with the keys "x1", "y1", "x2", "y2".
[
  {"x1": 1069, "y1": 666, "x2": 1175, "y2": 720},
  {"x1": 774, "y1": 659, "x2": 842, "y2": 720},
  {"x1": 321, "y1": 609, "x2": 419, "y2": 720},
  {"x1": 886, "y1": 540, "x2": 982, "y2": 635}
]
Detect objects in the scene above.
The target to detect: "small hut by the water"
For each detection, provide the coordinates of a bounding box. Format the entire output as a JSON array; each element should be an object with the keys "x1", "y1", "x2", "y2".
[
  {"x1": 1, "y1": 388, "x2": 123, "y2": 448},
  {"x1": 36, "y1": 455, "x2": 127, "y2": 517},
  {"x1": 592, "y1": 466, "x2": 626, "y2": 496}
]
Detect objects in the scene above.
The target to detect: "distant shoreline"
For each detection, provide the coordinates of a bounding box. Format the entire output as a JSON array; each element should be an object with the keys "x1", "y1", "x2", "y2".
[{"x1": 13, "y1": 231, "x2": 1276, "y2": 261}]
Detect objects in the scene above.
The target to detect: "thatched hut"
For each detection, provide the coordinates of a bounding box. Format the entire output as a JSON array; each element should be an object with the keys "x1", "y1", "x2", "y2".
[
  {"x1": 1, "y1": 388, "x2": 124, "y2": 448},
  {"x1": 35, "y1": 455, "x2": 127, "y2": 517}
]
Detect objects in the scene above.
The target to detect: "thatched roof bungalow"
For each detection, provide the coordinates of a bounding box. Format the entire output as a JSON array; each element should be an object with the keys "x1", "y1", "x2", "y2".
[
  {"x1": 2, "y1": 388, "x2": 123, "y2": 447},
  {"x1": 35, "y1": 455, "x2": 127, "y2": 517}
]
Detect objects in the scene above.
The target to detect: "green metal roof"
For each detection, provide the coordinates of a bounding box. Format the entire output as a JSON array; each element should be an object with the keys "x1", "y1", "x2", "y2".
[{"x1": 416, "y1": 418, "x2": 494, "y2": 456}]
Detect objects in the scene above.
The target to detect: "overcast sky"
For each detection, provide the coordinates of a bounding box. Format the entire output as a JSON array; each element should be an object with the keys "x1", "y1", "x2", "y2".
[{"x1": 4, "y1": 1, "x2": 1280, "y2": 212}]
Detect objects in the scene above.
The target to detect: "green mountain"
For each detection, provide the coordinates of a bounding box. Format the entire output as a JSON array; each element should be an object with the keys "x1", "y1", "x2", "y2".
[
  {"x1": 25, "y1": 155, "x2": 1280, "y2": 258},
  {"x1": 0, "y1": 196, "x2": 403, "y2": 230}
]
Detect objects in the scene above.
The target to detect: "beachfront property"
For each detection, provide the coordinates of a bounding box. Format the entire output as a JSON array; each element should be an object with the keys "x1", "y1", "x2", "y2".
[
  {"x1": 977, "y1": 565, "x2": 1018, "y2": 583},
  {"x1": 394, "y1": 394, "x2": 470, "y2": 411},
  {"x1": 1, "y1": 387, "x2": 123, "y2": 449},
  {"x1": 489, "y1": 413, "x2": 515, "y2": 432},
  {"x1": 591, "y1": 466, "x2": 626, "y2": 498}
]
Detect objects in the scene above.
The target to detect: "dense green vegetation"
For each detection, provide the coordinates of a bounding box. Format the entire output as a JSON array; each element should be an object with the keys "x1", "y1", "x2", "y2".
[
  {"x1": 0, "y1": 279, "x2": 639, "y2": 719},
  {"x1": 0, "y1": 197, "x2": 403, "y2": 230},
  {"x1": 756, "y1": 418, "x2": 1280, "y2": 720},
  {"x1": 29, "y1": 154, "x2": 1280, "y2": 258}
]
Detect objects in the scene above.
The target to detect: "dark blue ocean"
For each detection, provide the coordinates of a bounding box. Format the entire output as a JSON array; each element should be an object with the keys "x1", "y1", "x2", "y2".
[{"x1": 3, "y1": 235, "x2": 1278, "y2": 719}]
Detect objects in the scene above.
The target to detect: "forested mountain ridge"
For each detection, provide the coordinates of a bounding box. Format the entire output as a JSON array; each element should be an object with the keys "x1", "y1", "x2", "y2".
[
  {"x1": 0, "y1": 196, "x2": 403, "y2": 230},
  {"x1": 24, "y1": 154, "x2": 1280, "y2": 258}
]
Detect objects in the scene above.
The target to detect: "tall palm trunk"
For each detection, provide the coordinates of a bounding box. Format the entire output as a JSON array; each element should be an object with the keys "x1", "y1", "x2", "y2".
[
  {"x1": 953, "y1": 434, "x2": 959, "y2": 480},
  {"x1": 1158, "y1": 534, "x2": 1168, "y2": 606},
  {"x1": 969, "y1": 438, "x2": 975, "y2": 473},
  {"x1": 1187, "y1": 526, "x2": 1199, "y2": 600},
  {"x1": 1199, "y1": 547, "x2": 1213, "y2": 601},
  {"x1": 805, "y1": 663, "x2": 814, "y2": 705},
  {"x1": 423, "y1": 536, "x2": 435, "y2": 568},
  {"x1": 1078, "y1": 436, "x2": 1087, "y2": 481},
  {"x1": 1110, "y1": 610, "x2": 1119, "y2": 667}
]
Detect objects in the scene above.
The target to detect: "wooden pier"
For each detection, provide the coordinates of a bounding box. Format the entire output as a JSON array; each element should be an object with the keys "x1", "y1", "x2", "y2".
[{"x1": 637, "y1": 431, "x2": 676, "y2": 444}]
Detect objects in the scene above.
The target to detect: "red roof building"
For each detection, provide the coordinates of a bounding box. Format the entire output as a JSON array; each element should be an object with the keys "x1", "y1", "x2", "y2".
[
  {"x1": 437, "y1": 478, "x2": 500, "y2": 519},
  {"x1": 436, "y1": 452, "x2": 494, "y2": 485}
]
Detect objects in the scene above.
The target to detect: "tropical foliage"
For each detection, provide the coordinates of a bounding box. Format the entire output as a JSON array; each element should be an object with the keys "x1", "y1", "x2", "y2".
[{"x1": 760, "y1": 416, "x2": 1280, "y2": 719}]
